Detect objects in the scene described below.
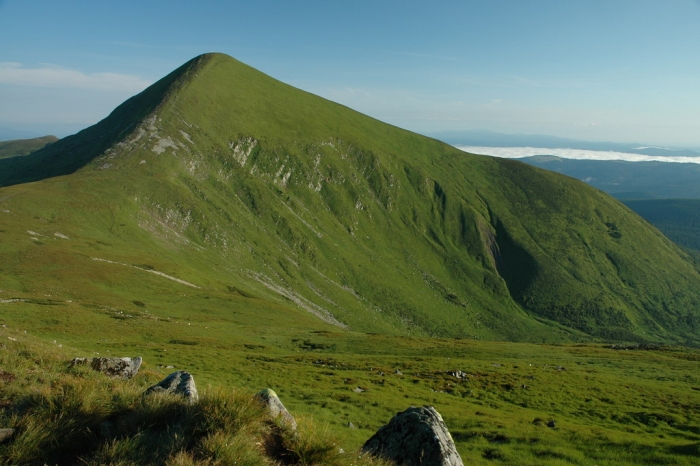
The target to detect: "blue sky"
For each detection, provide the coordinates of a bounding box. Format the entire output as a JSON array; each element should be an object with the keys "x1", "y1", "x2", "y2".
[{"x1": 1, "y1": 0, "x2": 700, "y2": 147}]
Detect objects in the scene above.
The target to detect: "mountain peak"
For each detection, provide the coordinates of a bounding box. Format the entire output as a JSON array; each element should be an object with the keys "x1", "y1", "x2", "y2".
[
  {"x1": 0, "y1": 54, "x2": 213, "y2": 187},
  {"x1": 2, "y1": 53, "x2": 700, "y2": 344}
]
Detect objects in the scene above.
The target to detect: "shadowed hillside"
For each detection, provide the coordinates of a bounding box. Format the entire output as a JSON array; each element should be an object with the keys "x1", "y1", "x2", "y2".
[{"x1": 623, "y1": 199, "x2": 700, "y2": 252}]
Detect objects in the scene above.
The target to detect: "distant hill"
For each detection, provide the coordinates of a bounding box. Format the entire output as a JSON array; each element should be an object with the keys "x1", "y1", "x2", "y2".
[
  {"x1": 433, "y1": 129, "x2": 700, "y2": 157},
  {"x1": 0, "y1": 135, "x2": 58, "y2": 159},
  {"x1": 2, "y1": 53, "x2": 700, "y2": 345},
  {"x1": 516, "y1": 155, "x2": 700, "y2": 199}
]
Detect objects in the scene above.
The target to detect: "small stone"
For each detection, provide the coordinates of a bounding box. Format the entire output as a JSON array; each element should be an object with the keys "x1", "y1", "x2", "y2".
[
  {"x1": 394, "y1": 369, "x2": 403, "y2": 375},
  {"x1": 447, "y1": 370, "x2": 467, "y2": 380},
  {"x1": 70, "y1": 357, "x2": 142, "y2": 379},
  {"x1": 348, "y1": 421, "x2": 356, "y2": 429},
  {"x1": 144, "y1": 371, "x2": 198, "y2": 403},
  {"x1": 353, "y1": 387, "x2": 366, "y2": 393},
  {"x1": 0, "y1": 428, "x2": 14, "y2": 444},
  {"x1": 255, "y1": 388, "x2": 297, "y2": 430}
]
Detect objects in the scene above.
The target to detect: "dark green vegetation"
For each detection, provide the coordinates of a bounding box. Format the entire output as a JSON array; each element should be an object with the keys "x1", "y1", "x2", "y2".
[
  {"x1": 518, "y1": 155, "x2": 700, "y2": 199},
  {"x1": 1, "y1": 53, "x2": 700, "y2": 464},
  {"x1": 623, "y1": 199, "x2": 700, "y2": 252},
  {"x1": 512, "y1": 157, "x2": 700, "y2": 271},
  {"x1": 0, "y1": 136, "x2": 57, "y2": 160}
]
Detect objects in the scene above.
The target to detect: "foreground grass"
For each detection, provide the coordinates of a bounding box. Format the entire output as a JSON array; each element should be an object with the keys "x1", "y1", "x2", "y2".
[
  {"x1": 0, "y1": 331, "x2": 388, "y2": 465},
  {"x1": 2, "y1": 323, "x2": 700, "y2": 465}
]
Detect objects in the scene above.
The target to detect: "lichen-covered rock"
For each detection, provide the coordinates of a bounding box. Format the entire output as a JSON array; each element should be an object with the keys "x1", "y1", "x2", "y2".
[
  {"x1": 70, "y1": 356, "x2": 142, "y2": 379},
  {"x1": 255, "y1": 388, "x2": 297, "y2": 430},
  {"x1": 362, "y1": 406, "x2": 464, "y2": 466},
  {"x1": 143, "y1": 371, "x2": 198, "y2": 403}
]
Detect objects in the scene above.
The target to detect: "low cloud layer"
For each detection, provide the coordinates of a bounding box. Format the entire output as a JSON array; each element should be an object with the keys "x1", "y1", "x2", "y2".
[
  {"x1": 0, "y1": 62, "x2": 152, "y2": 92},
  {"x1": 457, "y1": 146, "x2": 700, "y2": 164}
]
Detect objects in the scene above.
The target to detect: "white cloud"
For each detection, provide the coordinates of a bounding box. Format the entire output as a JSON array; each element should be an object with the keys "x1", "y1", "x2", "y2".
[
  {"x1": 0, "y1": 63, "x2": 152, "y2": 92},
  {"x1": 456, "y1": 146, "x2": 700, "y2": 164}
]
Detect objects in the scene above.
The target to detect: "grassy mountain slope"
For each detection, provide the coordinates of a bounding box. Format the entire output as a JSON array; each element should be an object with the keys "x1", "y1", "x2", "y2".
[
  {"x1": 1, "y1": 53, "x2": 700, "y2": 346},
  {"x1": 0, "y1": 135, "x2": 58, "y2": 160}
]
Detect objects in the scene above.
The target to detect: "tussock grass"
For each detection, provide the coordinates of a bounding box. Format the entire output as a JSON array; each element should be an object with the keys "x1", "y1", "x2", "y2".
[
  {"x1": 2, "y1": 315, "x2": 700, "y2": 464},
  {"x1": 0, "y1": 333, "x2": 389, "y2": 465}
]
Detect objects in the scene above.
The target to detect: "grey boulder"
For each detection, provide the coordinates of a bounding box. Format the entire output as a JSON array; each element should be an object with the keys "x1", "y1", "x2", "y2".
[
  {"x1": 255, "y1": 388, "x2": 297, "y2": 430},
  {"x1": 144, "y1": 371, "x2": 198, "y2": 403},
  {"x1": 362, "y1": 406, "x2": 464, "y2": 466},
  {"x1": 70, "y1": 356, "x2": 142, "y2": 379}
]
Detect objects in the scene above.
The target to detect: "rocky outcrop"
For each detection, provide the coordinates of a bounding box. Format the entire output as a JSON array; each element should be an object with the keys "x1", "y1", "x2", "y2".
[
  {"x1": 255, "y1": 388, "x2": 297, "y2": 430},
  {"x1": 362, "y1": 406, "x2": 464, "y2": 466},
  {"x1": 143, "y1": 371, "x2": 198, "y2": 403},
  {"x1": 70, "y1": 357, "x2": 142, "y2": 379}
]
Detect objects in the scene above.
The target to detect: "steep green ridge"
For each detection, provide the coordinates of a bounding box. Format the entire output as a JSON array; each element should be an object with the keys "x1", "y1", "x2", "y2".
[
  {"x1": 1, "y1": 53, "x2": 700, "y2": 344},
  {"x1": 0, "y1": 135, "x2": 58, "y2": 160}
]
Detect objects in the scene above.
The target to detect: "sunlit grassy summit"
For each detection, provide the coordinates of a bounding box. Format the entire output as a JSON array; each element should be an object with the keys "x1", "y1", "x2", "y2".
[{"x1": 1, "y1": 52, "x2": 700, "y2": 344}]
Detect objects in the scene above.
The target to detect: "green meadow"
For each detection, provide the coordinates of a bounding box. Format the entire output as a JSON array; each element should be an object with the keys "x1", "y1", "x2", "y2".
[
  {"x1": 1, "y1": 53, "x2": 700, "y2": 464},
  {"x1": 2, "y1": 303, "x2": 700, "y2": 464}
]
